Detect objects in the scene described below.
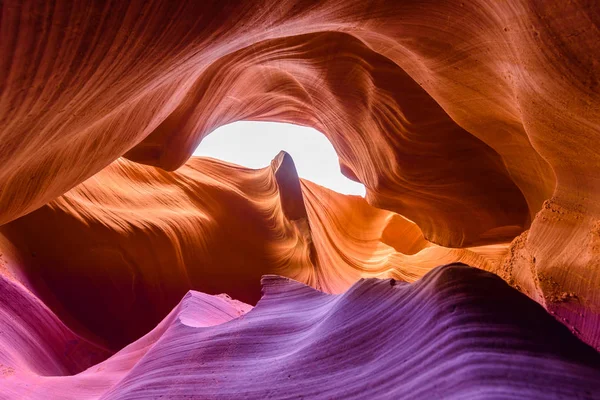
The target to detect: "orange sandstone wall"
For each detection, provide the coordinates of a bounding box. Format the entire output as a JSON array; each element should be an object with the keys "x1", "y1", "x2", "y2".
[{"x1": 0, "y1": 155, "x2": 503, "y2": 348}]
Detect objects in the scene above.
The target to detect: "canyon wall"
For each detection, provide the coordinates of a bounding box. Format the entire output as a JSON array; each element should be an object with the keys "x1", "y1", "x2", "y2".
[{"x1": 1, "y1": 1, "x2": 600, "y2": 395}]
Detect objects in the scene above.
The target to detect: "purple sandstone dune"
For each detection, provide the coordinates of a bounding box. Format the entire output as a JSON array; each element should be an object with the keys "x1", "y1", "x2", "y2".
[{"x1": 2, "y1": 264, "x2": 599, "y2": 399}]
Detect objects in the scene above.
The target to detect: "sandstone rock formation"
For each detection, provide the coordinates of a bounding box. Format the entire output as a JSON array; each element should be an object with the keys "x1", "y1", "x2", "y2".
[
  {"x1": 1, "y1": 0, "x2": 600, "y2": 397},
  {"x1": 1, "y1": 155, "x2": 503, "y2": 349},
  {"x1": 2, "y1": 265, "x2": 599, "y2": 399}
]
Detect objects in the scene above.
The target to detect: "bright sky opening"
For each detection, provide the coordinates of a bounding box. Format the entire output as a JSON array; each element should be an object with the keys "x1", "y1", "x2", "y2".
[{"x1": 193, "y1": 121, "x2": 366, "y2": 197}]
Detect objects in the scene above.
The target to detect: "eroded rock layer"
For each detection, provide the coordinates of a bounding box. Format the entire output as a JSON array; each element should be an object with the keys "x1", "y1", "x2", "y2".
[
  {"x1": 1, "y1": 264, "x2": 599, "y2": 399},
  {"x1": 0, "y1": 0, "x2": 585, "y2": 233},
  {"x1": 1, "y1": 0, "x2": 600, "y2": 387},
  {"x1": 2, "y1": 1, "x2": 599, "y2": 344},
  {"x1": 1, "y1": 155, "x2": 504, "y2": 348}
]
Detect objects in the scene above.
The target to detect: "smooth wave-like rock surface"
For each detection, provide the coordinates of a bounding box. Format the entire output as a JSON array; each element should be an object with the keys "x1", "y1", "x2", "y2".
[
  {"x1": 0, "y1": 273, "x2": 111, "y2": 379},
  {"x1": 2, "y1": 0, "x2": 599, "y2": 348},
  {"x1": 2, "y1": 0, "x2": 600, "y2": 394},
  {"x1": 1, "y1": 155, "x2": 504, "y2": 349},
  {"x1": 1, "y1": 264, "x2": 599, "y2": 399},
  {"x1": 1, "y1": 1, "x2": 539, "y2": 248}
]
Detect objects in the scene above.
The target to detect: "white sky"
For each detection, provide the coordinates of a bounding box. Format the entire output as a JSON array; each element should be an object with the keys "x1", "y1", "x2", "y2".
[{"x1": 193, "y1": 121, "x2": 366, "y2": 196}]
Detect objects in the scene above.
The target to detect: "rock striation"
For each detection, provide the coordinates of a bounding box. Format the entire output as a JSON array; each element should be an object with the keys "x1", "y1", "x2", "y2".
[
  {"x1": 1, "y1": 0, "x2": 600, "y2": 395},
  {"x1": 1, "y1": 264, "x2": 599, "y2": 399},
  {"x1": 1, "y1": 155, "x2": 502, "y2": 348}
]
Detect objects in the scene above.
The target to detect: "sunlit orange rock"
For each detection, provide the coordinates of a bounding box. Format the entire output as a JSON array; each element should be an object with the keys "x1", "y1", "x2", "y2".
[
  {"x1": 1, "y1": 154, "x2": 503, "y2": 348},
  {"x1": 1, "y1": 155, "x2": 310, "y2": 347},
  {"x1": 1, "y1": 0, "x2": 537, "y2": 247}
]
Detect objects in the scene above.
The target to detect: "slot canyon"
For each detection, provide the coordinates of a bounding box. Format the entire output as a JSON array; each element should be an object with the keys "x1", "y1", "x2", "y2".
[{"x1": 1, "y1": 0, "x2": 600, "y2": 398}]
